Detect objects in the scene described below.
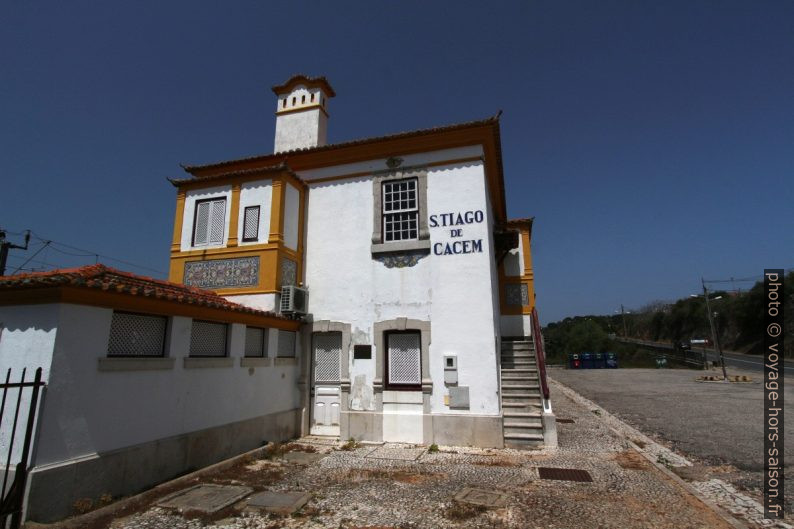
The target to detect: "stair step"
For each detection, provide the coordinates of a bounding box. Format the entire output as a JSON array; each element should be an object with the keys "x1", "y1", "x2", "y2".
[
  {"x1": 502, "y1": 384, "x2": 540, "y2": 390},
  {"x1": 502, "y1": 402, "x2": 542, "y2": 409},
  {"x1": 503, "y1": 411, "x2": 543, "y2": 419},
  {"x1": 500, "y1": 368, "x2": 538, "y2": 373},
  {"x1": 504, "y1": 422, "x2": 543, "y2": 429},
  {"x1": 501, "y1": 376, "x2": 539, "y2": 382},
  {"x1": 504, "y1": 432, "x2": 544, "y2": 441},
  {"x1": 501, "y1": 393, "x2": 541, "y2": 400}
]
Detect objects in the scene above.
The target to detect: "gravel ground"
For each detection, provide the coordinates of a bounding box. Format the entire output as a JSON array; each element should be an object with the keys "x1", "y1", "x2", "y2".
[
  {"x1": 101, "y1": 381, "x2": 739, "y2": 529},
  {"x1": 550, "y1": 365, "x2": 793, "y2": 514}
]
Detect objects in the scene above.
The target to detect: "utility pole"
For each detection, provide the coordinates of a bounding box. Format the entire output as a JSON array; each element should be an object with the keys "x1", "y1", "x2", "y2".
[
  {"x1": 0, "y1": 230, "x2": 31, "y2": 276},
  {"x1": 702, "y1": 278, "x2": 728, "y2": 381}
]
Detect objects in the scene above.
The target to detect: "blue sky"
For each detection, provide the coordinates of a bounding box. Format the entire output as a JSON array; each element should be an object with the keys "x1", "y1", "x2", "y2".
[{"x1": 2, "y1": 1, "x2": 792, "y2": 323}]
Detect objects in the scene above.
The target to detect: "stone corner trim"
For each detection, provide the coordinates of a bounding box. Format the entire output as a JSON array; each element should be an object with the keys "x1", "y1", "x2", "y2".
[{"x1": 98, "y1": 357, "x2": 175, "y2": 372}]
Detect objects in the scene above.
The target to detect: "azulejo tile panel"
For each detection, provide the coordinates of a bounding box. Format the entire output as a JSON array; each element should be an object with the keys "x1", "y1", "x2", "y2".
[
  {"x1": 184, "y1": 257, "x2": 259, "y2": 289},
  {"x1": 280, "y1": 258, "x2": 297, "y2": 287},
  {"x1": 505, "y1": 283, "x2": 529, "y2": 307}
]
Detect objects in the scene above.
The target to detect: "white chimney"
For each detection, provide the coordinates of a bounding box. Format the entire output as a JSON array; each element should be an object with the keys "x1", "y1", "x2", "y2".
[{"x1": 272, "y1": 75, "x2": 335, "y2": 153}]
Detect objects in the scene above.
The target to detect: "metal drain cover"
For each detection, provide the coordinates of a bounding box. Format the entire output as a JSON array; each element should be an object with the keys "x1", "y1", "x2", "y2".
[{"x1": 538, "y1": 467, "x2": 593, "y2": 482}]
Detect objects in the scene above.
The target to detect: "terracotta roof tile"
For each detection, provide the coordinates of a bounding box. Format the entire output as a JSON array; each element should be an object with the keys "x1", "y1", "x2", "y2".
[
  {"x1": 0, "y1": 264, "x2": 290, "y2": 320},
  {"x1": 271, "y1": 75, "x2": 336, "y2": 97},
  {"x1": 181, "y1": 115, "x2": 501, "y2": 174}
]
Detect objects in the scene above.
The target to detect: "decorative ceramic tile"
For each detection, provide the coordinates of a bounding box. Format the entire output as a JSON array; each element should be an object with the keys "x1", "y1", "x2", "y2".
[
  {"x1": 183, "y1": 257, "x2": 259, "y2": 289},
  {"x1": 280, "y1": 258, "x2": 297, "y2": 287}
]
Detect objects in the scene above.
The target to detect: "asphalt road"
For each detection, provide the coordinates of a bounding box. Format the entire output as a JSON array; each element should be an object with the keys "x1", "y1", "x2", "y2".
[
  {"x1": 550, "y1": 366, "x2": 793, "y2": 506},
  {"x1": 619, "y1": 337, "x2": 794, "y2": 375}
]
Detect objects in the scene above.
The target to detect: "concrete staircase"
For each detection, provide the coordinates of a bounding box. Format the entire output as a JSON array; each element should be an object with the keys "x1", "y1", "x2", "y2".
[{"x1": 500, "y1": 339, "x2": 545, "y2": 448}]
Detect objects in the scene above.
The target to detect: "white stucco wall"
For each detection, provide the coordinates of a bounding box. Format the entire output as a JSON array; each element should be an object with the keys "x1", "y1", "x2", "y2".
[
  {"x1": 224, "y1": 293, "x2": 278, "y2": 312},
  {"x1": 274, "y1": 108, "x2": 327, "y2": 153},
  {"x1": 31, "y1": 304, "x2": 301, "y2": 467},
  {"x1": 180, "y1": 185, "x2": 232, "y2": 251},
  {"x1": 502, "y1": 234, "x2": 524, "y2": 277},
  {"x1": 0, "y1": 305, "x2": 59, "y2": 464},
  {"x1": 283, "y1": 183, "x2": 300, "y2": 251},
  {"x1": 238, "y1": 180, "x2": 272, "y2": 245},
  {"x1": 302, "y1": 157, "x2": 501, "y2": 416},
  {"x1": 500, "y1": 315, "x2": 533, "y2": 338}
]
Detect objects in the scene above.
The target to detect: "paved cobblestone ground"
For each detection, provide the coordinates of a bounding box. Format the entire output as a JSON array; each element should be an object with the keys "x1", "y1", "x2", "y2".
[
  {"x1": 97, "y1": 381, "x2": 742, "y2": 529},
  {"x1": 550, "y1": 366, "x2": 793, "y2": 516}
]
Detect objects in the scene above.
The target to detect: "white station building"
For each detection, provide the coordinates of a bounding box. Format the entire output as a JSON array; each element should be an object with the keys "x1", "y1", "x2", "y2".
[{"x1": 0, "y1": 75, "x2": 554, "y2": 523}]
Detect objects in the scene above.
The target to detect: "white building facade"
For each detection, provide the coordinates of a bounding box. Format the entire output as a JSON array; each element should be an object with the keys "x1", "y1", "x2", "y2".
[{"x1": 170, "y1": 76, "x2": 554, "y2": 449}]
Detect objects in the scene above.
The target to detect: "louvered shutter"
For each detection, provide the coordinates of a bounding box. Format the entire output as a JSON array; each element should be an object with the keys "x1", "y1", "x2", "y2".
[
  {"x1": 243, "y1": 206, "x2": 260, "y2": 241},
  {"x1": 387, "y1": 332, "x2": 421, "y2": 385},
  {"x1": 193, "y1": 201, "x2": 210, "y2": 245},
  {"x1": 208, "y1": 199, "x2": 226, "y2": 244}
]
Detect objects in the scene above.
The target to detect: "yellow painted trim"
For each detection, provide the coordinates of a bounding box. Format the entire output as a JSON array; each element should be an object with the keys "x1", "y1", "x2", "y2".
[
  {"x1": 171, "y1": 243, "x2": 279, "y2": 257},
  {"x1": 269, "y1": 178, "x2": 285, "y2": 244},
  {"x1": 296, "y1": 184, "x2": 306, "y2": 286},
  {"x1": 498, "y1": 225, "x2": 536, "y2": 315},
  {"x1": 227, "y1": 183, "x2": 241, "y2": 247},
  {"x1": 171, "y1": 191, "x2": 186, "y2": 253},
  {"x1": 275, "y1": 103, "x2": 329, "y2": 118}
]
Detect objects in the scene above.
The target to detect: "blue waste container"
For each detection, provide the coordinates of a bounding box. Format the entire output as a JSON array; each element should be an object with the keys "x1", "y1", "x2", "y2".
[
  {"x1": 593, "y1": 352, "x2": 605, "y2": 368},
  {"x1": 581, "y1": 352, "x2": 593, "y2": 369},
  {"x1": 605, "y1": 352, "x2": 618, "y2": 368},
  {"x1": 568, "y1": 353, "x2": 581, "y2": 369}
]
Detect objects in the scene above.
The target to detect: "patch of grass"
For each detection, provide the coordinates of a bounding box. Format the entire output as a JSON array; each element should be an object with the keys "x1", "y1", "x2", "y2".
[
  {"x1": 442, "y1": 500, "x2": 487, "y2": 521},
  {"x1": 340, "y1": 438, "x2": 362, "y2": 451},
  {"x1": 472, "y1": 457, "x2": 519, "y2": 467},
  {"x1": 73, "y1": 498, "x2": 94, "y2": 515},
  {"x1": 428, "y1": 443, "x2": 439, "y2": 453}
]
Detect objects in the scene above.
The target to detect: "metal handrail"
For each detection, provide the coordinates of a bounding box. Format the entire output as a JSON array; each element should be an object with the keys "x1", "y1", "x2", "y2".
[{"x1": 531, "y1": 308, "x2": 550, "y2": 400}]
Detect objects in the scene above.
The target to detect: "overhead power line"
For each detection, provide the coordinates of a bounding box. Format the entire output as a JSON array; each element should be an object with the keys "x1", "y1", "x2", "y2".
[{"x1": 1, "y1": 228, "x2": 167, "y2": 277}]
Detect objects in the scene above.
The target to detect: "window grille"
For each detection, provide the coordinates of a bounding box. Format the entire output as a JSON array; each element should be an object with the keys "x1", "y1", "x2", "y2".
[
  {"x1": 277, "y1": 330, "x2": 296, "y2": 358},
  {"x1": 108, "y1": 312, "x2": 167, "y2": 357},
  {"x1": 193, "y1": 198, "x2": 226, "y2": 246},
  {"x1": 242, "y1": 206, "x2": 260, "y2": 241},
  {"x1": 387, "y1": 332, "x2": 421, "y2": 386},
  {"x1": 313, "y1": 333, "x2": 341, "y2": 382},
  {"x1": 383, "y1": 179, "x2": 418, "y2": 242},
  {"x1": 190, "y1": 321, "x2": 228, "y2": 357},
  {"x1": 245, "y1": 326, "x2": 266, "y2": 357}
]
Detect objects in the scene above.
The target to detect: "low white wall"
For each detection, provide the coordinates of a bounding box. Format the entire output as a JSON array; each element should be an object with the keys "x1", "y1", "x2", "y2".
[
  {"x1": 0, "y1": 305, "x2": 59, "y2": 464},
  {"x1": 32, "y1": 304, "x2": 301, "y2": 467}
]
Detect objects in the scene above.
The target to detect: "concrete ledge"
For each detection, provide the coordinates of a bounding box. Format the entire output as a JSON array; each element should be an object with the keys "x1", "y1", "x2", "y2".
[
  {"x1": 25, "y1": 408, "x2": 299, "y2": 523},
  {"x1": 97, "y1": 357, "x2": 175, "y2": 372},
  {"x1": 183, "y1": 357, "x2": 235, "y2": 369},
  {"x1": 371, "y1": 239, "x2": 431, "y2": 254},
  {"x1": 274, "y1": 357, "x2": 298, "y2": 366},
  {"x1": 240, "y1": 357, "x2": 272, "y2": 368}
]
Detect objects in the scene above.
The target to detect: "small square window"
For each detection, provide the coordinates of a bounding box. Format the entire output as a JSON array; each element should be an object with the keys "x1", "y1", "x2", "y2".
[
  {"x1": 190, "y1": 321, "x2": 228, "y2": 357},
  {"x1": 242, "y1": 206, "x2": 260, "y2": 242},
  {"x1": 108, "y1": 312, "x2": 167, "y2": 357},
  {"x1": 245, "y1": 326, "x2": 267, "y2": 357},
  {"x1": 277, "y1": 330, "x2": 296, "y2": 358}
]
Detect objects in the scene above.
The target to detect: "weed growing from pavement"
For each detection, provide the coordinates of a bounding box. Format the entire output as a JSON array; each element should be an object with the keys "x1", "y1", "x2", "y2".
[
  {"x1": 591, "y1": 409, "x2": 602, "y2": 416},
  {"x1": 428, "y1": 443, "x2": 439, "y2": 453},
  {"x1": 340, "y1": 438, "x2": 362, "y2": 451},
  {"x1": 442, "y1": 500, "x2": 488, "y2": 521}
]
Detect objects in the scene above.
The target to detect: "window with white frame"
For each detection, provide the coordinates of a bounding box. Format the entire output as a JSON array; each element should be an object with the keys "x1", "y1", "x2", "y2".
[
  {"x1": 189, "y1": 320, "x2": 228, "y2": 357},
  {"x1": 245, "y1": 326, "x2": 267, "y2": 357},
  {"x1": 242, "y1": 206, "x2": 260, "y2": 242},
  {"x1": 192, "y1": 198, "x2": 226, "y2": 246},
  {"x1": 385, "y1": 331, "x2": 421, "y2": 389},
  {"x1": 382, "y1": 178, "x2": 418, "y2": 242},
  {"x1": 277, "y1": 330, "x2": 296, "y2": 358},
  {"x1": 107, "y1": 311, "x2": 167, "y2": 357}
]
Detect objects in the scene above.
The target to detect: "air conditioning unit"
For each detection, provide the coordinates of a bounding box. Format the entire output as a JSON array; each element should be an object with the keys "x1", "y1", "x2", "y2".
[{"x1": 280, "y1": 285, "x2": 308, "y2": 315}]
